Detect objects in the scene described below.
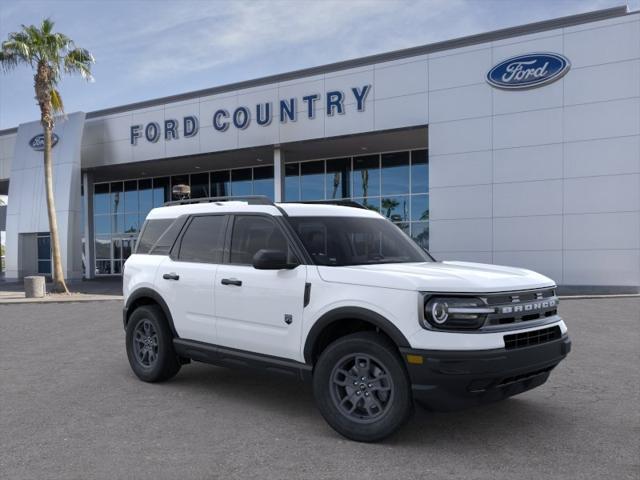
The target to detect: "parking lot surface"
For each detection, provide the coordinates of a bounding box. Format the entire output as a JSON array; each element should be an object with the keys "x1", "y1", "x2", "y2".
[{"x1": 0, "y1": 297, "x2": 638, "y2": 479}]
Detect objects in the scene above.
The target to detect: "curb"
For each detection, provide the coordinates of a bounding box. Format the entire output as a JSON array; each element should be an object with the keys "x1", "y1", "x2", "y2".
[{"x1": 0, "y1": 295, "x2": 123, "y2": 305}]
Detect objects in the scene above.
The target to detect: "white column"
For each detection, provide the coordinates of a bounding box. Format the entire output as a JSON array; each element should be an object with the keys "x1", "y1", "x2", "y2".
[
  {"x1": 273, "y1": 146, "x2": 285, "y2": 202},
  {"x1": 82, "y1": 172, "x2": 95, "y2": 279}
]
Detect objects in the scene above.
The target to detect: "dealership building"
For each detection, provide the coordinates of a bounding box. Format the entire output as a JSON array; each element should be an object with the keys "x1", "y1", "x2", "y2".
[{"x1": 0, "y1": 6, "x2": 638, "y2": 292}]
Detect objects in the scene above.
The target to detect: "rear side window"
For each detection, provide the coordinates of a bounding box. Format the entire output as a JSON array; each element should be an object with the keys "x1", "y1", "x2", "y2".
[
  {"x1": 177, "y1": 215, "x2": 227, "y2": 263},
  {"x1": 136, "y1": 219, "x2": 173, "y2": 254}
]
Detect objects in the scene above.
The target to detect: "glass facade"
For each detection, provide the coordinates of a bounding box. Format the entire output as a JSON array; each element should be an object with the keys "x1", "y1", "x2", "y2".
[
  {"x1": 284, "y1": 149, "x2": 429, "y2": 248},
  {"x1": 92, "y1": 166, "x2": 274, "y2": 275},
  {"x1": 91, "y1": 149, "x2": 428, "y2": 275}
]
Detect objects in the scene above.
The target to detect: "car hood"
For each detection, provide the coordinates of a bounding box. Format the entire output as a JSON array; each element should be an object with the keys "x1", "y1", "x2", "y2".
[{"x1": 316, "y1": 261, "x2": 555, "y2": 293}]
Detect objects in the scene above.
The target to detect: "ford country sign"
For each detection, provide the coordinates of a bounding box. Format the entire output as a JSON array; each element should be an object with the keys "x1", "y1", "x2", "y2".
[
  {"x1": 29, "y1": 133, "x2": 59, "y2": 151},
  {"x1": 487, "y1": 53, "x2": 570, "y2": 90}
]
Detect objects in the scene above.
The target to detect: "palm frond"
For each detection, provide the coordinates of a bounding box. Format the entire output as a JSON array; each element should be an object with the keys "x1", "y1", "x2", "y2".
[
  {"x1": 50, "y1": 88, "x2": 64, "y2": 114},
  {"x1": 64, "y1": 47, "x2": 94, "y2": 81},
  {"x1": 0, "y1": 50, "x2": 19, "y2": 70}
]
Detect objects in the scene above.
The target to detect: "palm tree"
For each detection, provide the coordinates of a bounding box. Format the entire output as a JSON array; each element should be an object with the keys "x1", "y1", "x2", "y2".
[{"x1": 0, "y1": 19, "x2": 94, "y2": 293}]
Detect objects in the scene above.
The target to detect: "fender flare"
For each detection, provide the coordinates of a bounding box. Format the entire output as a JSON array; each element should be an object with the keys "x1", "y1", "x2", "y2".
[
  {"x1": 124, "y1": 287, "x2": 179, "y2": 338},
  {"x1": 303, "y1": 306, "x2": 411, "y2": 363}
]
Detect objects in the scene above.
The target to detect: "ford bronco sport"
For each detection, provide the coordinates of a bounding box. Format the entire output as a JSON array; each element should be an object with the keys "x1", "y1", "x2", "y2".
[{"x1": 123, "y1": 196, "x2": 571, "y2": 442}]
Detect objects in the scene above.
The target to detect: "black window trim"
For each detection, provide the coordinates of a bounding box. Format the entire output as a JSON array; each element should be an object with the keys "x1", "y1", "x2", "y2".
[
  {"x1": 170, "y1": 213, "x2": 230, "y2": 264},
  {"x1": 224, "y1": 212, "x2": 309, "y2": 266}
]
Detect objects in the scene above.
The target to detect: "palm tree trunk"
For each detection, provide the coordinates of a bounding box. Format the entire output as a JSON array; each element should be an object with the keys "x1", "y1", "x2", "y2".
[{"x1": 43, "y1": 123, "x2": 69, "y2": 293}]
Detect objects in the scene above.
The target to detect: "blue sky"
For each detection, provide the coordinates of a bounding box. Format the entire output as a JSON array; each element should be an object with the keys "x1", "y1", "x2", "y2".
[{"x1": 0, "y1": 0, "x2": 633, "y2": 130}]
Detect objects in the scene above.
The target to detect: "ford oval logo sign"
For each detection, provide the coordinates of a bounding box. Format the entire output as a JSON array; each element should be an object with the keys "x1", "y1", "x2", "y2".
[
  {"x1": 487, "y1": 53, "x2": 570, "y2": 90},
  {"x1": 29, "y1": 133, "x2": 59, "y2": 151}
]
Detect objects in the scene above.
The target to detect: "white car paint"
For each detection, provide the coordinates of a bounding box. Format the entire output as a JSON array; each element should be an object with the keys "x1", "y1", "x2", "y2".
[{"x1": 124, "y1": 200, "x2": 566, "y2": 363}]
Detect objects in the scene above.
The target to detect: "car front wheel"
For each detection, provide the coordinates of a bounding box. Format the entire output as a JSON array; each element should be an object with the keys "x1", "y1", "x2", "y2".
[
  {"x1": 313, "y1": 331, "x2": 413, "y2": 442},
  {"x1": 125, "y1": 304, "x2": 181, "y2": 383}
]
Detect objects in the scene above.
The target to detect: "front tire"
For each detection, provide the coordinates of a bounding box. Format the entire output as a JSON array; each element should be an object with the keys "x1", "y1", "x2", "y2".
[
  {"x1": 126, "y1": 305, "x2": 181, "y2": 382},
  {"x1": 313, "y1": 332, "x2": 413, "y2": 442}
]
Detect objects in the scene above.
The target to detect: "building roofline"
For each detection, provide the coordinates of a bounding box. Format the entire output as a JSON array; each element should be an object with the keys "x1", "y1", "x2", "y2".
[{"x1": 0, "y1": 5, "x2": 632, "y2": 136}]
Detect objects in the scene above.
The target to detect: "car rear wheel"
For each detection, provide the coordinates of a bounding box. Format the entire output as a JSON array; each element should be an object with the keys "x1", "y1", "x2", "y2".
[
  {"x1": 126, "y1": 304, "x2": 181, "y2": 382},
  {"x1": 313, "y1": 331, "x2": 413, "y2": 442}
]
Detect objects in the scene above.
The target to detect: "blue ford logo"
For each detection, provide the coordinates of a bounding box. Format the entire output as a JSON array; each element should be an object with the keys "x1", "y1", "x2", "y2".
[
  {"x1": 29, "y1": 133, "x2": 59, "y2": 151},
  {"x1": 487, "y1": 53, "x2": 570, "y2": 90}
]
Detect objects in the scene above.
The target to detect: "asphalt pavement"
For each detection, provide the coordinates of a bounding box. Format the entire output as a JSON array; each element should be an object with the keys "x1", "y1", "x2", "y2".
[{"x1": 0, "y1": 297, "x2": 638, "y2": 479}]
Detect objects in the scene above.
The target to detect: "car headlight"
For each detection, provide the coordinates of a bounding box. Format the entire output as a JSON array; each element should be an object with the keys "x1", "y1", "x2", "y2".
[{"x1": 423, "y1": 297, "x2": 494, "y2": 330}]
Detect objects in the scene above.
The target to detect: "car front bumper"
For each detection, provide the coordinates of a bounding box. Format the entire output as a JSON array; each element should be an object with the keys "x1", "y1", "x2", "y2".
[{"x1": 400, "y1": 334, "x2": 571, "y2": 411}]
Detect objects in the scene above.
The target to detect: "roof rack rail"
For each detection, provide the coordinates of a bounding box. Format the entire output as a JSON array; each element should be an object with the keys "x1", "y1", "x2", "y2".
[
  {"x1": 164, "y1": 195, "x2": 275, "y2": 207},
  {"x1": 285, "y1": 199, "x2": 367, "y2": 209}
]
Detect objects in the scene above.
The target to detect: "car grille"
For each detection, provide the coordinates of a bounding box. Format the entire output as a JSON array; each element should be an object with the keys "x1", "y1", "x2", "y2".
[
  {"x1": 482, "y1": 288, "x2": 558, "y2": 328},
  {"x1": 504, "y1": 326, "x2": 562, "y2": 350}
]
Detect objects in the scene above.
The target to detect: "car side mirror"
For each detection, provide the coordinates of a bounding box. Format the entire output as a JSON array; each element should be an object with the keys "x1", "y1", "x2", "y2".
[{"x1": 252, "y1": 249, "x2": 297, "y2": 270}]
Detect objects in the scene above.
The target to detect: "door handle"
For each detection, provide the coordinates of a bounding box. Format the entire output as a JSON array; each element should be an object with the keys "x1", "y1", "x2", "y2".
[
  {"x1": 163, "y1": 273, "x2": 180, "y2": 281},
  {"x1": 221, "y1": 278, "x2": 242, "y2": 286}
]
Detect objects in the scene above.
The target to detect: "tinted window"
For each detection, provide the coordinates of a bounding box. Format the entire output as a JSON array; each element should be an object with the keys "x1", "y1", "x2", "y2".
[
  {"x1": 229, "y1": 216, "x2": 290, "y2": 265},
  {"x1": 151, "y1": 219, "x2": 186, "y2": 255},
  {"x1": 289, "y1": 216, "x2": 430, "y2": 266},
  {"x1": 178, "y1": 215, "x2": 227, "y2": 263},
  {"x1": 136, "y1": 219, "x2": 173, "y2": 254}
]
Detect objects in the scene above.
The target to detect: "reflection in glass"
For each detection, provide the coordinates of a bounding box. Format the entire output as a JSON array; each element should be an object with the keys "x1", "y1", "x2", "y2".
[
  {"x1": 110, "y1": 182, "x2": 123, "y2": 217},
  {"x1": 353, "y1": 155, "x2": 379, "y2": 199},
  {"x1": 138, "y1": 179, "x2": 153, "y2": 216},
  {"x1": 37, "y1": 235, "x2": 51, "y2": 260},
  {"x1": 94, "y1": 183, "x2": 110, "y2": 215},
  {"x1": 190, "y1": 172, "x2": 209, "y2": 198},
  {"x1": 211, "y1": 171, "x2": 230, "y2": 197},
  {"x1": 113, "y1": 238, "x2": 122, "y2": 260},
  {"x1": 284, "y1": 164, "x2": 300, "y2": 201},
  {"x1": 411, "y1": 149, "x2": 429, "y2": 193},
  {"x1": 231, "y1": 169, "x2": 252, "y2": 196},
  {"x1": 171, "y1": 175, "x2": 189, "y2": 200},
  {"x1": 95, "y1": 236, "x2": 111, "y2": 259},
  {"x1": 253, "y1": 166, "x2": 274, "y2": 199},
  {"x1": 95, "y1": 260, "x2": 111, "y2": 274},
  {"x1": 301, "y1": 161, "x2": 325, "y2": 200},
  {"x1": 354, "y1": 197, "x2": 380, "y2": 213},
  {"x1": 394, "y1": 223, "x2": 410, "y2": 236},
  {"x1": 122, "y1": 238, "x2": 134, "y2": 259},
  {"x1": 38, "y1": 260, "x2": 52, "y2": 274},
  {"x1": 112, "y1": 212, "x2": 124, "y2": 234},
  {"x1": 326, "y1": 158, "x2": 350, "y2": 199},
  {"x1": 411, "y1": 194, "x2": 429, "y2": 221},
  {"x1": 381, "y1": 196, "x2": 409, "y2": 222},
  {"x1": 381, "y1": 152, "x2": 409, "y2": 195},
  {"x1": 153, "y1": 177, "x2": 170, "y2": 207},
  {"x1": 124, "y1": 180, "x2": 138, "y2": 212},
  {"x1": 411, "y1": 222, "x2": 429, "y2": 249},
  {"x1": 94, "y1": 215, "x2": 110, "y2": 235},
  {"x1": 124, "y1": 213, "x2": 139, "y2": 233}
]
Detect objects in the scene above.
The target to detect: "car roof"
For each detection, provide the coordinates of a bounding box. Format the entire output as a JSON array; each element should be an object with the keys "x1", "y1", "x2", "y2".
[{"x1": 145, "y1": 201, "x2": 382, "y2": 220}]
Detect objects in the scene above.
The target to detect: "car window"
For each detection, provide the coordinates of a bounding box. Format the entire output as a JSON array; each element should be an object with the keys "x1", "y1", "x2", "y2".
[
  {"x1": 229, "y1": 216, "x2": 291, "y2": 265},
  {"x1": 136, "y1": 219, "x2": 173, "y2": 254},
  {"x1": 177, "y1": 215, "x2": 226, "y2": 263},
  {"x1": 289, "y1": 216, "x2": 430, "y2": 266}
]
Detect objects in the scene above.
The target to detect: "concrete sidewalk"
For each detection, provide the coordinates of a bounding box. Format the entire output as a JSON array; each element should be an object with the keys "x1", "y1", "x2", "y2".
[{"x1": 0, "y1": 277, "x2": 122, "y2": 303}]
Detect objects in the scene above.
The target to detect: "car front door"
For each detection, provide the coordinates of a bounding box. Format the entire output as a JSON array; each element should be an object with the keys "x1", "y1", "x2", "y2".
[
  {"x1": 154, "y1": 214, "x2": 228, "y2": 345},
  {"x1": 214, "y1": 214, "x2": 307, "y2": 361}
]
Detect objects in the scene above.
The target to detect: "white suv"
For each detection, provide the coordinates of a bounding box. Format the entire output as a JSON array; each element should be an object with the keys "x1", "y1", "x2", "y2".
[{"x1": 123, "y1": 196, "x2": 571, "y2": 442}]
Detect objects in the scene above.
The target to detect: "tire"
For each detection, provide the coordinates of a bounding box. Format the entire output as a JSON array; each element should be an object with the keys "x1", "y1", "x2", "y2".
[
  {"x1": 125, "y1": 304, "x2": 181, "y2": 383},
  {"x1": 313, "y1": 331, "x2": 413, "y2": 442}
]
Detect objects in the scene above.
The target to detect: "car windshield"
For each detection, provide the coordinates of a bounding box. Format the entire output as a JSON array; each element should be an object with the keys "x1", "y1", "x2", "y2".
[{"x1": 288, "y1": 216, "x2": 432, "y2": 266}]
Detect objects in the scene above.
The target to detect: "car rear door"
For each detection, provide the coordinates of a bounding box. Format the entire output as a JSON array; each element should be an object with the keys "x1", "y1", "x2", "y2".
[{"x1": 154, "y1": 214, "x2": 228, "y2": 345}]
